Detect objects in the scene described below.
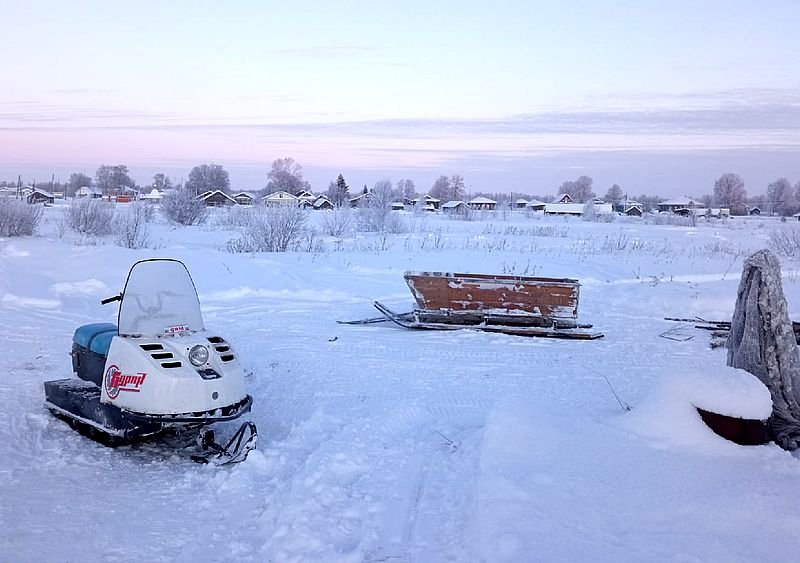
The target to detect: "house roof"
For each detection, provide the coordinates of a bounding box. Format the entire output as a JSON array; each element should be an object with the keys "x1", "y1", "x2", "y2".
[
  {"x1": 546, "y1": 202, "x2": 614, "y2": 214},
  {"x1": 263, "y1": 191, "x2": 298, "y2": 201},
  {"x1": 660, "y1": 196, "x2": 701, "y2": 206},
  {"x1": 442, "y1": 200, "x2": 465, "y2": 208},
  {"x1": 199, "y1": 190, "x2": 236, "y2": 203},
  {"x1": 469, "y1": 196, "x2": 497, "y2": 204},
  {"x1": 141, "y1": 188, "x2": 163, "y2": 199},
  {"x1": 313, "y1": 195, "x2": 333, "y2": 208},
  {"x1": 30, "y1": 188, "x2": 54, "y2": 198},
  {"x1": 77, "y1": 185, "x2": 102, "y2": 194},
  {"x1": 232, "y1": 191, "x2": 255, "y2": 199},
  {"x1": 515, "y1": 198, "x2": 529, "y2": 204},
  {"x1": 526, "y1": 199, "x2": 546, "y2": 207}
]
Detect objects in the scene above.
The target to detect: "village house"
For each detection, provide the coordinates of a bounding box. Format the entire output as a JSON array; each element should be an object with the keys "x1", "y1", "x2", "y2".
[
  {"x1": 263, "y1": 191, "x2": 299, "y2": 206},
  {"x1": 525, "y1": 199, "x2": 546, "y2": 211},
  {"x1": 545, "y1": 201, "x2": 614, "y2": 216},
  {"x1": 198, "y1": 190, "x2": 236, "y2": 207},
  {"x1": 140, "y1": 188, "x2": 164, "y2": 203},
  {"x1": 312, "y1": 195, "x2": 334, "y2": 210},
  {"x1": 658, "y1": 196, "x2": 702, "y2": 214},
  {"x1": 468, "y1": 196, "x2": 497, "y2": 210},
  {"x1": 27, "y1": 188, "x2": 55, "y2": 205},
  {"x1": 75, "y1": 186, "x2": 103, "y2": 199},
  {"x1": 232, "y1": 192, "x2": 256, "y2": 205},
  {"x1": 411, "y1": 194, "x2": 441, "y2": 210},
  {"x1": 442, "y1": 200, "x2": 467, "y2": 214}
]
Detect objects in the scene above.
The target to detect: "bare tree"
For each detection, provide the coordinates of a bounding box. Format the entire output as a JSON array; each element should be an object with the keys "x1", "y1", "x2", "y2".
[
  {"x1": 185, "y1": 164, "x2": 230, "y2": 196},
  {"x1": 266, "y1": 157, "x2": 311, "y2": 195},
  {"x1": 713, "y1": 173, "x2": 746, "y2": 211},
  {"x1": 604, "y1": 184, "x2": 624, "y2": 206},
  {"x1": 152, "y1": 173, "x2": 173, "y2": 191},
  {"x1": 429, "y1": 175, "x2": 450, "y2": 200},
  {"x1": 396, "y1": 179, "x2": 416, "y2": 200},
  {"x1": 67, "y1": 172, "x2": 93, "y2": 197},
  {"x1": 558, "y1": 176, "x2": 595, "y2": 202},
  {"x1": 95, "y1": 165, "x2": 134, "y2": 195},
  {"x1": 449, "y1": 174, "x2": 466, "y2": 201},
  {"x1": 767, "y1": 178, "x2": 792, "y2": 216},
  {"x1": 326, "y1": 174, "x2": 350, "y2": 207}
]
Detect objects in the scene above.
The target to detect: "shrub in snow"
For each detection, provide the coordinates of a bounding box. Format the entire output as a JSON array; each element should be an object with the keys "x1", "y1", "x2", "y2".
[
  {"x1": 320, "y1": 206, "x2": 354, "y2": 237},
  {"x1": 115, "y1": 202, "x2": 151, "y2": 249},
  {"x1": 357, "y1": 181, "x2": 407, "y2": 234},
  {"x1": 621, "y1": 367, "x2": 771, "y2": 450},
  {"x1": 212, "y1": 205, "x2": 259, "y2": 229},
  {"x1": 226, "y1": 205, "x2": 318, "y2": 253},
  {"x1": 67, "y1": 197, "x2": 114, "y2": 235},
  {"x1": 0, "y1": 198, "x2": 44, "y2": 236},
  {"x1": 768, "y1": 227, "x2": 800, "y2": 258},
  {"x1": 161, "y1": 188, "x2": 207, "y2": 226}
]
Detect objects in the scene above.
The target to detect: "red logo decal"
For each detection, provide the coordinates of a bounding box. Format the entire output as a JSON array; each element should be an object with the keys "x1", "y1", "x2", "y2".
[
  {"x1": 164, "y1": 325, "x2": 190, "y2": 334},
  {"x1": 104, "y1": 365, "x2": 147, "y2": 400}
]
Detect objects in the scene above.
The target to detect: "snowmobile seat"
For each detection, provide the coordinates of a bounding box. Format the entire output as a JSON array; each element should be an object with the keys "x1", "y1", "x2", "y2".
[
  {"x1": 74, "y1": 323, "x2": 118, "y2": 356},
  {"x1": 72, "y1": 323, "x2": 117, "y2": 385}
]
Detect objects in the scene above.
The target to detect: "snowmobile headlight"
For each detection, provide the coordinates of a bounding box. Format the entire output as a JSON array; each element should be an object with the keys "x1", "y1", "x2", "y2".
[{"x1": 189, "y1": 345, "x2": 209, "y2": 366}]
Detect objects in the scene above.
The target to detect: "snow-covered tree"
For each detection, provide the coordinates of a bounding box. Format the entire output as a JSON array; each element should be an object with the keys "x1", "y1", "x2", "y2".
[
  {"x1": 396, "y1": 179, "x2": 416, "y2": 200},
  {"x1": 185, "y1": 164, "x2": 230, "y2": 196},
  {"x1": 449, "y1": 174, "x2": 466, "y2": 201},
  {"x1": 429, "y1": 175, "x2": 450, "y2": 200},
  {"x1": 67, "y1": 172, "x2": 93, "y2": 197},
  {"x1": 327, "y1": 174, "x2": 350, "y2": 207},
  {"x1": 161, "y1": 187, "x2": 208, "y2": 225},
  {"x1": 152, "y1": 173, "x2": 173, "y2": 191},
  {"x1": 713, "y1": 173, "x2": 746, "y2": 211},
  {"x1": 266, "y1": 157, "x2": 311, "y2": 195},
  {"x1": 558, "y1": 176, "x2": 595, "y2": 202},
  {"x1": 604, "y1": 184, "x2": 624, "y2": 206},
  {"x1": 95, "y1": 165, "x2": 134, "y2": 195},
  {"x1": 767, "y1": 178, "x2": 792, "y2": 216}
]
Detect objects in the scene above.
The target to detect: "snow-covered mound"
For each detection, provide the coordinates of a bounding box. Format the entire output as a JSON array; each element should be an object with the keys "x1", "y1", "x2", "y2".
[{"x1": 622, "y1": 367, "x2": 772, "y2": 448}]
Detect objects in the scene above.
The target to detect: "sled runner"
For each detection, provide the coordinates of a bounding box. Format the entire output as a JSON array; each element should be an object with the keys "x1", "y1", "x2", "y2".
[
  {"x1": 373, "y1": 301, "x2": 602, "y2": 340},
  {"x1": 44, "y1": 259, "x2": 258, "y2": 464}
]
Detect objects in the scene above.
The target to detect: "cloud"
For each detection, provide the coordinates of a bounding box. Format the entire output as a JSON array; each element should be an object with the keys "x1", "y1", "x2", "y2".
[{"x1": 3, "y1": 87, "x2": 800, "y2": 141}]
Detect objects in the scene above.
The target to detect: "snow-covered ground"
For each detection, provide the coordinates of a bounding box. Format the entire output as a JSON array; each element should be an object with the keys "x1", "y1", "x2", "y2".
[{"x1": 3, "y1": 205, "x2": 800, "y2": 562}]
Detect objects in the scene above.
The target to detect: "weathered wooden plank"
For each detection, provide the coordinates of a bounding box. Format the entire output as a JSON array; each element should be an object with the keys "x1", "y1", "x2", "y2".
[{"x1": 405, "y1": 271, "x2": 580, "y2": 319}]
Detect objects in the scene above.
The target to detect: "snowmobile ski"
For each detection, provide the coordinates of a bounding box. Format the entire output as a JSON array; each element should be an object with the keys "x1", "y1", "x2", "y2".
[{"x1": 191, "y1": 422, "x2": 258, "y2": 465}]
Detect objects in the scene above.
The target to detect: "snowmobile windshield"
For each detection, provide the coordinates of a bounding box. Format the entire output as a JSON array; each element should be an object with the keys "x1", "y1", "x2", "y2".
[{"x1": 118, "y1": 259, "x2": 205, "y2": 336}]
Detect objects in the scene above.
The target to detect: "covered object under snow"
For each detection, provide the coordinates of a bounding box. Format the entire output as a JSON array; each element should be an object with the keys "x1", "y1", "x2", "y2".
[{"x1": 727, "y1": 249, "x2": 800, "y2": 449}]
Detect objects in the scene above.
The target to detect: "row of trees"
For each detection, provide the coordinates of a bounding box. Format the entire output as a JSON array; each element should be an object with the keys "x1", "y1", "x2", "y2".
[
  {"x1": 10, "y1": 160, "x2": 800, "y2": 216},
  {"x1": 553, "y1": 173, "x2": 752, "y2": 213}
]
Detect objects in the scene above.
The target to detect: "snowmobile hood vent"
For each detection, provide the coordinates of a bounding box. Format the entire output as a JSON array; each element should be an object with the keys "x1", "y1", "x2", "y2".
[
  {"x1": 140, "y1": 343, "x2": 163, "y2": 351},
  {"x1": 208, "y1": 336, "x2": 235, "y2": 362}
]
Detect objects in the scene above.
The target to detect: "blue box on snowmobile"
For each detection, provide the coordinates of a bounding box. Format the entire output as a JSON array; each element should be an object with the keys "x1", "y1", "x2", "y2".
[{"x1": 71, "y1": 323, "x2": 117, "y2": 386}]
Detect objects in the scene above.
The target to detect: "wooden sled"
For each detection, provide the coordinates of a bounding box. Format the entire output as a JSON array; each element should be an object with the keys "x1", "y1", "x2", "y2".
[{"x1": 404, "y1": 271, "x2": 582, "y2": 328}]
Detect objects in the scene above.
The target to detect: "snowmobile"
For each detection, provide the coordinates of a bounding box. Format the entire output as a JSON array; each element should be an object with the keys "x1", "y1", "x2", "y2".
[{"x1": 44, "y1": 258, "x2": 257, "y2": 465}]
